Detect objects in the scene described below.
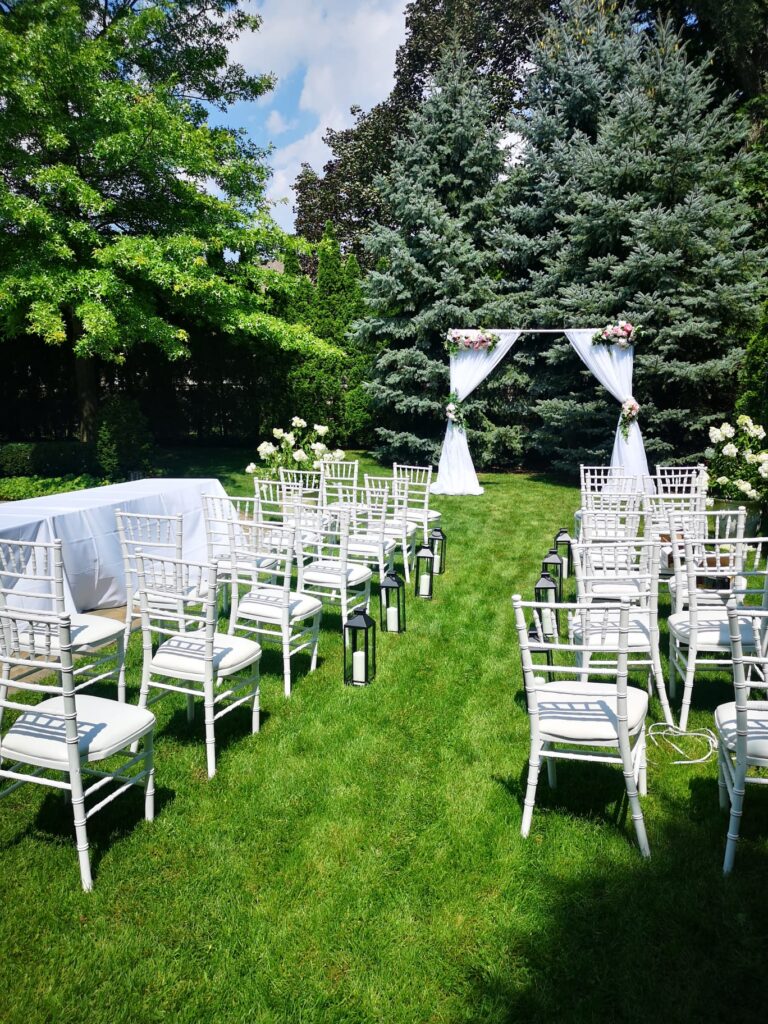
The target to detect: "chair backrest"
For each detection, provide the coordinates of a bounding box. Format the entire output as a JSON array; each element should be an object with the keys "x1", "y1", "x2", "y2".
[
  {"x1": 670, "y1": 534, "x2": 748, "y2": 619},
  {"x1": 731, "y1": 537, "x2": 768, "y2": 608},
  {"x1": 571, "y1": 538, "x2": 659, "y2": 611},
  {"x1": 654, "y1": 464, "x2": 707, "y2": 495},
  {"x1": 393, "y1": 463, "x2": 432, "y2": 487},
  {"x1": 393, "y1": 464, "x2": 432, "y2": 514},
  {"x1": 581, "y1": 489, "x2": 642, "y2": 514},
  {"x1": 659, "y1": 506, "x2": 746, "y2": 544},
  {"x1": 0, "y1": 607, "x2": 83, "y2": 771},
  {"x1": 580, "y1": 466, "x2": 639, "y2": 498},
  {"x1": 320, "y1": 460, "x2": 359, "y2": 505},
  {"x1": 727, "y1": 602, "x2": 768, "y2": 764},
  {"x1": 512, "y1": 595, "x2": 633, "y2": 743},
  {"x1": 279, "y1": 467, "x2": 322, "y2": 503},
  {"x1": 115, "y1": 510, "x2": 183, "y2": 600},
  {"x1": 0, "y1": 538, "x2": 67, "y2": 614},
  {"x1": 134, "y1": 552, "x2": 218, "y2": 654},
  {"x1": 295, "y1": 512, "x2": 352, "y2": 587},
  {"x1": 580, "y1": 507, "x2": 644, "y2": 542},
  {"x1": 641, "y1": 490, "x2": 706, "y2": 535},
  {"x1": 202, "y1": 493, "x2": 260, "y2": 564},
  {"x1": 227, "y1": 520, "x2": 295, "y2": 622}
]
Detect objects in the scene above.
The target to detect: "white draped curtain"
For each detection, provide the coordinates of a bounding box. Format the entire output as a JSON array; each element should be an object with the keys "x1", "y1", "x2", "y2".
[
  {"x1": 432, "y1": 330, "x2": 521, "y2": 495},
  {"x1": 432, "y1": 326, "x2": 651, "y2": 495},
  {"x1": 564, "y1": 329, "x2": 650, "y2": 484}
]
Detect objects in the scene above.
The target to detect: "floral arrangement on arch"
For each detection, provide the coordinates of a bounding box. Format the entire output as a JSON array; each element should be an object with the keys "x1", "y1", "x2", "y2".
[
  {"x1": 593, "y1": 320, "x2": 638, "y2": 348},
  {"x1": 705, "y1": 415, "x2": 768, "y2": 507},
  {"x1": 245, "y1": 417, "x2": 345, "y2": 475},
  {"x1": 445, "y1": 391, "x2": 467, "y2": 430},
  {"x1": 619, "y1": 397, "x2": 640, "y2": 441},
  {"x1": 445, "y1": 329, "x2": 500, "y2": 355}
]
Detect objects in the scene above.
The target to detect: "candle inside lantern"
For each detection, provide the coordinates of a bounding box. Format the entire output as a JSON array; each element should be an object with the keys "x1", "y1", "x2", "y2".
[
  {"x1": 386, "y1": 606, "x2": 399, "y2": 632},
  {"x1": 352, "y1": 649, "x2": 366, "y2": 683},
  {"x1": 419, "y1": 573, "x2": 431, "y2": 597},
  {"x1": 433, "y1": 553, "x2": 441, "y2": 574}
]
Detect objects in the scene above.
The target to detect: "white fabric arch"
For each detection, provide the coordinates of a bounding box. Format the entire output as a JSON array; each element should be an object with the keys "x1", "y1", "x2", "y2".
[
  {"x1": 432, "y1": 330, "x2": 521, "y2": 495},
  {"x1": 432, "y1": 326, "x2": 650, "y2": 495}
]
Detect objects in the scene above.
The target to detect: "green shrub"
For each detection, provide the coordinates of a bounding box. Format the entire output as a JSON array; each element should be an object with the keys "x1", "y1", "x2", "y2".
[
  {"x1": 0, "y1": 441, "x2": 98, "y2": 478},
  {"x1": 472, "y1": 424, "x2": 524, "y2": 470},
  {"x1": 0, "y1": 474, "x2": 104, "y2": 501},
  {"x1": 96, "y1": 397, "x2": 153, "y2": 480}
]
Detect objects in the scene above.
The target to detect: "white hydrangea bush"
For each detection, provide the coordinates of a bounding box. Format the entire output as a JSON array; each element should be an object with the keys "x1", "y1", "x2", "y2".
[
  {"x1": 705, "y1": 415, "x2": 768, "y2": 508},
  {"x1": 245, "y1": 420, "x2": 345, "y2": 475}
]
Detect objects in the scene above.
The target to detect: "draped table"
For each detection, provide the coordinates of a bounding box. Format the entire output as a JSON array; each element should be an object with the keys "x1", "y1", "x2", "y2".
[{"x1": 0, "y1": 477, "x2": 226, "y2": 612}]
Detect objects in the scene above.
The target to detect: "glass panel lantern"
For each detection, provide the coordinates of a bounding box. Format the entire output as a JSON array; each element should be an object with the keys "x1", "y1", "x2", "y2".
[
  {"x1": 534, "y1": 569, "x2": 558, "y2": 637},
  {"x1": 343, "y1": 610, "x2": 376, "y2": 685},
  {"x1": 554, "y1": 528, "x2": 572, "y2": 579},
  {"x1": 542, "y1": 547, "x2": 564, "y2": 601},
  {"x1": 414, "y1": 543, "x2": 434, "y2": 599},
  {"x1": 380, "y1": 571, "x2": 406, "y2": 633},
  {"x1": 428, "y1": 526, "x2": 446, "y2": 575}
]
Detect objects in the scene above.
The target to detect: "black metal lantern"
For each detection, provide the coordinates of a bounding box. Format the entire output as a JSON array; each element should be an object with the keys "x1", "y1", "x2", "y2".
[
  {"x1": 380, "y1": 571, "x2": 406, "y2": 633},
  {"x1": 534, "y1": 570, "x2": 558, "y2": 637},
  {"x1": 554, "y1": 528, "x2": 572, "y2": 579},
  {"x1": 343, "y1": 610, "x2": 376, "y2": 685},
  {"x1": 414, "y1": 543, "x2": 435, "y2": 599},
  {"x1": 428, "y1": 526, "x2": 447, "y2": 575},
  {"x1": 542, "y1": 547, "x2": 564, "y2": 601}
]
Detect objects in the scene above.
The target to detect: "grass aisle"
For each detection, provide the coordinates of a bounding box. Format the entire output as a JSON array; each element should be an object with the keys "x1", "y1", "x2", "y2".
[{"x1": 0, "y1": 460, "x2": 767, "y2": 1023}]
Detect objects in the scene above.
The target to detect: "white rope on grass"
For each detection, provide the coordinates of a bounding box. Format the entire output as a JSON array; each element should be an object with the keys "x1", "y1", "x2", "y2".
[{"x1": 647, "y1": 721, "x2": 718, "y2": 765}]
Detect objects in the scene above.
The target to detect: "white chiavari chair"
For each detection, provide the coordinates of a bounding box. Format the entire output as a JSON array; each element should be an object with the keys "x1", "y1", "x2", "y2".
[
  {"x1": 580, "y1": 465, "x2": 640, "y2": 498},
  {"x1": 718, "y1": 602, "x2": 768, "y2": 873},
  {"x1": 512, "y1": 595, "x2": 651, "y2": 857},
  {"x1": 346, "y1": 487, "x2": 397, "y2": 582},
  {"x1": 0, "y1": 538, "x2": 127, "y2": 700},
  {"x1": 663, "y1": 507, "x2": 746, "y2": 612},
  {"x1": 296, "y1": 512, "x2": 372, "y2": 626},
  {"x1": 654, "y1": 464, "x2": 707, "y2": 495},
  {"x1": 320, "y1": 459, "x2": 359, "y2": 508},
  {"x1": 364, "y1": 474, "x2": 418, "y2": 581},
  {"x1": 393, "y1": 463, "x2": 441, "y2": 543},
  {"x1": 0, "y1": 606, "x2": 155, "y2": 890},
  {"x1": 135, "y1": 554, "x2": 261, "y2": 779},
  {"x1": 279, "y1": 467, "x2": 322, "y2": 504},
  {"x1": 570, "y1": 538, "x2": 672, "y2": 725},
  {"x1": 227, "y1": 520, "x2": 322, "y2": 697}
]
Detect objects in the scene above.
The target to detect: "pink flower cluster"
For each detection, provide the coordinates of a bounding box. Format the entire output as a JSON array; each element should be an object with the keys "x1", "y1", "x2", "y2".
[
  {"x1": 448, "y1": 331, "x2": 496, "y2": 351},
  {"x1": 595, "y1": 320, "x2": 635, "y2": 348}
]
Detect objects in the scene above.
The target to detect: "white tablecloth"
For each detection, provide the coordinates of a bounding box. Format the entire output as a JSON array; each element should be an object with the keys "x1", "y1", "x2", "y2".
[{"x1": 0, "y1": 478, "x2": 227, "y2": 612}]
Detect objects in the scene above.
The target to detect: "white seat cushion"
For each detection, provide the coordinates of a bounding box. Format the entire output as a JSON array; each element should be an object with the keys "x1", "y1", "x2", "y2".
[
  {"x1": 303, "y1": 561, "x2": 372, "y2": 587},
  {"x1": 535, "y1": 681, "x2": 648, "y2": 743},
  {"x1": 18, "y1": 613, "x2": 124, "y2": 653},
  {"x1": 237, "y1": 588, "x2": 322, "y2": 623},
  {"x1": 348, "y1": 536, "x2": 397, "y2": 558},
  {"x1": 715, "y1": 701, "x2": 768, "y2": 762},
  {"x1": 572, "y1": 610, "x2": 652, "y2": 650},
  {"x1": 404, "y1": 508, "x2": 440, "y2": 523},
  {"x1": 586, "y1": 578, "x2": 646, "y2": 600},
  {"x1": 150, "y1": 630, "x2": 261, "y2": 679},
  {"x1": 1, "y1": 695, "x2": 154, "y2": 770},
  {"x1": 668, "y1": 610, "x2": 757, "y2": 650}
]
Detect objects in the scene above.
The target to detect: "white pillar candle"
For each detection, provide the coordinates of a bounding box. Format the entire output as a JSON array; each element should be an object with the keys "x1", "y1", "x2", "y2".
[
  {"x1": 352, "y1": 649, "x2": 367, "y2": 683},
  {"x1": 433, "y1": 554, "x2": 441, "y2": 574},
  {"x1": 419, "y1": 573, "x2": 431, "y2": 597},
  {"x1": 386, "y1": 606, "x2": 399, "y2": 632}
]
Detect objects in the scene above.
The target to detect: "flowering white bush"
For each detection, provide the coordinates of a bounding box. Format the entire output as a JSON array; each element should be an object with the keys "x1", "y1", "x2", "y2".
[
  {"x1": 245, "y1": 419, "x2": 345, "y2": 476},
  {"x1": 705, "y1": 415, "x2": 768, "y2": 508}
]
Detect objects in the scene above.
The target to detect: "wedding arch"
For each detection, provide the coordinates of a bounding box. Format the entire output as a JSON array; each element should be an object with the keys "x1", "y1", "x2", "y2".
[{"x1": 431, "y1": 327, "x2": 650, "y2": 495}]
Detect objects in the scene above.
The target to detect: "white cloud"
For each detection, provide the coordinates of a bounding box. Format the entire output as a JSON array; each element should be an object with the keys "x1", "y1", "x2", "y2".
[{"x1": 232, "y1": 1, "x2": 406, "y2": 231}]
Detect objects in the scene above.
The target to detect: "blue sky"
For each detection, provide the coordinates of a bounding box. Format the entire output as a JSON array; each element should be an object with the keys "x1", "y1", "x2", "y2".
[{"x1": 215, "y1": 1, "x2": 408, "y2": 232}]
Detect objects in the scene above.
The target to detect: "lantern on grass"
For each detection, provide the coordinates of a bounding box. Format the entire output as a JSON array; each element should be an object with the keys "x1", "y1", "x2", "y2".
[
  {"x1": 542, "y1": 547, "x2": 564, "y2": 601},
  {"x1": 554, "y1": 528, "x2": 572, "y2": 578},
  {"x1": 343, "y1": 610, "x2": 376, "y2": 686},
  {"x1": 415, "y1": 543, "x2": 435, "y2": 599},
  {"x1": 534, "y1": 570, "x2": 558, "y2": 638},
  {"x1": 428, "y1": 526, "x2": 447, "y2": 575},
  {"x1": 380, "y1": 571, "x2": 406, "y2": 633}
]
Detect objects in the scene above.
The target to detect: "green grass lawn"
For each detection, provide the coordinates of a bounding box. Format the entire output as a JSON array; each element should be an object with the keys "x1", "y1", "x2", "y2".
[{"x1": 1, "y1": 454, "x2": 767, "y2": 1023}]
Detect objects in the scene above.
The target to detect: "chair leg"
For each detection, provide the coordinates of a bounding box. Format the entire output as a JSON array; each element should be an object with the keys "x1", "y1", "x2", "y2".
[
  {"x1": 204, "y1": 686, "x2": 217, "y2": 779},
  {"x1": 545, "y1": 744, "x2": 557, "y2": 789},
  {"x1": 69, "y1": 771, "x2": 93, "y2": 892},
  {"x1": 401, "y1": 538, "x2": 411, "y2": 582},
  {"x1": 651, "y1": 645, "x2": 674, "y2": 727},
  {"x1": 623, "y1": 759, "x2": 651, "y2": 858},
  {"x1": 310, "y1": 614, "x2": 321, "y2": 672},
  {"x1": 521, "y1": 745, "x2": 542, "y2": 838},
  {"x1": 251, "y1": 676, "x2": 260, "y2": 735},
  {"x1": 186, "y1": 694, "x2": 195, "y2": 724},
  {"x1": 638, "y1": 731, "x2": 648, "y2": 797},
  {"x1": 668, "y1": 632, "x2": 677, "y2": 699},
  {"x1": 118, "y1": 608, "x2": 132, "y2": 699},
  {"x1": 116, "y1": 633, "x2": 126, "y2": 703},
  {"x1": 723, "y1": 763, "x2": 747, "y2": 874},
  {"x1": 678, "y1": 644, "x2": 697, "y2": 733},
  {"x1": 144, "y1": 731, "x2": 155, "y2": 821},
  {"x1": 283, "y1": 633, "x2": 292, "y2": 698},
  {"x1": 717, "y1": 745, "x2": 729, "y2": 810}
]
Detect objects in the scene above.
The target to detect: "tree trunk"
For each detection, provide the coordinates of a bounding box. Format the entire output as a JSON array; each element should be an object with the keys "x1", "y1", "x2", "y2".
[
  {"x1": 64, "y1": 307, "x2": 100, "y2": 441},
  {"x1": 74, "y1": 356, "x2": 99, "y2": 442}
]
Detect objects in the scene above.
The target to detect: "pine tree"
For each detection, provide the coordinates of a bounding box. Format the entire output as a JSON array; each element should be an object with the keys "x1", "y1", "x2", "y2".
[
  {"x1": 355, "y1": 47, "x2": 512, "y2": 464},
  {"x1": 310, "y1": 222, "x2": 348, "y2": 345},
  {"x1": 504, "y1": 0, "x2": 764, "y2": 470}
]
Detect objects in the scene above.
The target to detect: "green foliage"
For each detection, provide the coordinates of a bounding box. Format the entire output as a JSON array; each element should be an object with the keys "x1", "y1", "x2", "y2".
[
  {"x1": 356, "y1": 47, "x2": 514, "y2": 464},
  {"x1": 705, "y1": 414, "x2": 768, "y2": 507},
  {"x1": 0, "y1": 474, "x2": 103, "y2": 500},
  {"x1": 0, "y1": 440, "x2": 97, "y2": 477},
  {"x1": 96, "y1": 396, "x2": 153, "y2": 479},
  {"x1": 504, "y1": 0, "x2": 765, "y2": 471}
]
